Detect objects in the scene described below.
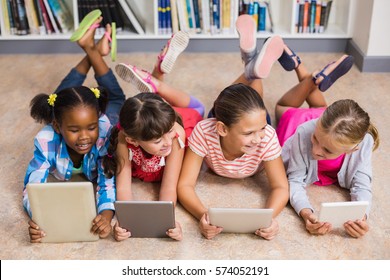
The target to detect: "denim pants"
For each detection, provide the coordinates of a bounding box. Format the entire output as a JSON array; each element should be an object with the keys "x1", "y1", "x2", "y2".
[{"x1": 55, "y1": 68, "x2": 125, "y2": 125}]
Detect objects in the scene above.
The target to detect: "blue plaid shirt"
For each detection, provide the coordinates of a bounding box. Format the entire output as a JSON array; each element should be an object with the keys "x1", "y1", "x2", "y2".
[{"x1": 23, "y1": 114, "x2": 116, "y2": 217}]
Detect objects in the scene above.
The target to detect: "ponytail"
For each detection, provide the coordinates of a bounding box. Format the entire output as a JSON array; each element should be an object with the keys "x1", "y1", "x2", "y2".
[
  {"x1": 30, "y1": 93, "x2": 54, "y2": 124},
  {"x1": 29, "y1": 86, "x2": 108, "y2": 125},
  {"x1": 368, "y1": 123, "x2": 380, "y2": 151}
]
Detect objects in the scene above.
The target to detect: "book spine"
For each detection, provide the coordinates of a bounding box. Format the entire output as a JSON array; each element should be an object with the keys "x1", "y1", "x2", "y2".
[
  {"x1": 47, "y1": 0, "x2": 69, "y2": 33},
  {"x1": 298, "y1": 0, "x2": 304, "y2": 33},
  {"x1": 319, "y1": 1, "x2": 326, "y2": 33},
  {"x1": 24, "y1": 0, "x2": 40, "y2": 34},
  {"x1": 6, "y1": 0, "x2": 17, "y2": 34},
  {"x1": 192, "y1": 0, "x2": 201, "y2": 33},
  {"x1": 166, "y1": 0, "x2": 172, "y2": 34},
  {"x1": 324, "y1": 0, "x2": 332, "y2": 31},
  {"x1": 33, "y1": 0, "x2": 46, "y2": 34},
  {"x1": 38, "y1": 0, "x2": 53, "y2": 34},
  {"x1": 200, "y1": 0, "x2": 210, "y2": 34},
  {"x1": 43, "y1": 0, "x2": 60, "y2": 33},
  {"x1": 170, "y1": 0, "x2": 179, "y2": 33},
  {"x1": 252, "y1": 0, "x2": 258, "y2": 31},
  {"x1": 309, "y1": 0, "x2": 316, "y2": 33},
  {"x1": 302, "y1": 0, "x2": 309, "y2": 33},
  {"x1": 258, "y1": 2, "x2": 266, "y2": 32},
  {"x1": 315, "y1": 0, "x2": 321, "y2": 33}
]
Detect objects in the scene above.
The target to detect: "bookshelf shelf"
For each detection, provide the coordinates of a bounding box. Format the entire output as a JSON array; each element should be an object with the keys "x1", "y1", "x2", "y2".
[{"x1": 0, "y1": 0, "x2": 354, "y2": 52}]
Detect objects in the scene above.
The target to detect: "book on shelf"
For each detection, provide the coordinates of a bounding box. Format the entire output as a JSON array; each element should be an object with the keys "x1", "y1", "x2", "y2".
[
  {"x1": 43, "y1": 0, "x2": 60, "y2": 33},
  {"x1": 24, "y1": 0, "x2": 40, "y2": 34},
  {"x1": 192, "y1": 0, "x2": 201, "y2": 33},
  {"x1": 47, "y1": 0, "x2": 74, "y2": 33},
  {"x1": 296, "y1": 0, "x2": 332, "y2": 34},
  {"x1": 117, "y1": 0, "x2": 144, "y2": 34},
  {"x1": 166, "y1": 0, "x2": 172, "y2": 34},
  {"x1": 33, "y1": 0, "x2": 46, "y2": 34},
  {"x1": 10, "y1": 0, "x2": 30, "y2": 35},
  {"x1": 38, "y1": 0, "x2": 54, "y2": 34},
  {"x1": 170, "y1": 0, "x2": 179, "y2": 33}
]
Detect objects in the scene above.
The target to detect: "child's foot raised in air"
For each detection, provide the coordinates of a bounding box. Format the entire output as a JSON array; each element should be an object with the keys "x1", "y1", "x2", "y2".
[
  {"x1": 77, "y1": 17, "x2": 103, "y2": 50},
  {"x1": 115, "y1": 63, "x2": 159, "y2": 93},
  {"x1": 96, "y1": 23, "x2": 112, "y2": 57},
  {"x1": 155, "y1": 31, "x2": 189, "y2": 74},
  {"x1": 278, "y1": 44, "x2": 301, "y2": 71},
  {"x1": 312, "y1": 55, "x2": 354, "y2": 92}
]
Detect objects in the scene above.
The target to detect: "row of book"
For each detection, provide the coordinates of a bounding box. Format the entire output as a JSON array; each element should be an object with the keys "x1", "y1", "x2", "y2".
[
  {"x1": 77, "y1": 0, "x2": 145, "y2": 35},
  {"x1": 158, "y1": 0, "x2": 273, "y2": 36},
  {"x1": 295, "y1": 0, "x2": 333, "y2": 34},
  {"x1": 0, "y1": 0, "x2": 146, "y2": 36},
  {"x1": 1, "y1": 0, "x2": 73, "y2": 35}
]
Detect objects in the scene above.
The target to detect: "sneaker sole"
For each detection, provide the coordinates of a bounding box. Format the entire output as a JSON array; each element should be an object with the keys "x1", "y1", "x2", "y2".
[
  {"x1": 160, "y1": 31, "x2": 190, "y2": 74},
  {"x1": 115, "y1": 63, "x2": 153, "y2": 93},
  {"x1": 236, "y1": 15, "x2": 256, "y2": 53},
  {"x1": 254, "y1": 35, "x2": 284, "y2": 78}
]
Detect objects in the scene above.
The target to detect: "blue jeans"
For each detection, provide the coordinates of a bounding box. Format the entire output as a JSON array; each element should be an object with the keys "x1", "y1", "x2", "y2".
[{"x1": 55, "y1": 68, "x2": 125, "y2": 125}]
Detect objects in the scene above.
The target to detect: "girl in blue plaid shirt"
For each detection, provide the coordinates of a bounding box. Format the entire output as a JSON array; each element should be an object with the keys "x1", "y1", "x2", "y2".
[{"x1": 24, "y1": 17, "x2": 121, "y2": 242}]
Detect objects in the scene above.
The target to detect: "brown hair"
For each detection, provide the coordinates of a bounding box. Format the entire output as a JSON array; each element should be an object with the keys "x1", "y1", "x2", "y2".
[
  {"x1": 212, "y1": 83, "x2": 266, "y2": 127},
  {"x1": 103, "y1": 92, "x2": 182, "y2": 178},
  {"x1": 320, "y1": 99, "x2": 379, "y2": 151}
]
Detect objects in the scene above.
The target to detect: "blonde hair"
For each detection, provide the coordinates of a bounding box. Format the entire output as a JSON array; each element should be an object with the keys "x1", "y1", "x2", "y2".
[{"x1": 320, "y1": 99, "x2": 379, "y2": 151}]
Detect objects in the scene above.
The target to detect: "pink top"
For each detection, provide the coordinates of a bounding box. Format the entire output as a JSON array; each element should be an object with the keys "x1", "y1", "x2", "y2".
[
  {"x1": 314, "y1": 153, "x2": 346, "y2": 186},
  {"x1": 188, "y1": 118, "x2": 282, "y2": 179},
  {"x1": 276, "y1": 107, "x2": 326, "y2": 146}
]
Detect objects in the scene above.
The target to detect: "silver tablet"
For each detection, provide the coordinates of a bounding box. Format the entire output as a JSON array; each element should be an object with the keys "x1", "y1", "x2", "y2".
[
  {"x1": 27, "y1": 182, "x2": 99, "y2": 243},
  {"x1": 208, "y1": 207, "x2": 273, "y2": 233},
  {"x1": 318, "y1": 201, "x2": 369, "y2": 227},
  {"x1": 114, "y1": 201, "x2": 175, "y2": 238}
]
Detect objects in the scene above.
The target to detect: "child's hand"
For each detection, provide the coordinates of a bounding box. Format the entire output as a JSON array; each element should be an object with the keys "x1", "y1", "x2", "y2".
[
  {"x1": 28, "y1": 220, "x2": 45, "y2": 243},
  {"x1": 344, "y1": 219, "x2": 369, "y2": 238},
  {"x1": 91, "y1": 211, "x2": 113, "y2": 238},
  {"x1": 199, "y1": 213, "x2": 223, "y2": 239},
  {"x1": 255, "y1": 218, "x2": 279, "y2": 240},
  {"x1": 300, "y1": 209, "x2": 332, "y2": 235},
  {"x1": 166, "y1": 221, "x2": 183, "y2": 241},
  {"x1": 113, "y1": 221, "x2": 131, "y2": 241}
]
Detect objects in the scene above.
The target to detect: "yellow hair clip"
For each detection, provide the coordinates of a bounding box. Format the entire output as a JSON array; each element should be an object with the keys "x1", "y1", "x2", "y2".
[
  {"x1": 47, "y1": 93, "x2": 57, "y2": 107},
  {"x1": 90, "y1": 87, "x2": 100, "y2": 99}
]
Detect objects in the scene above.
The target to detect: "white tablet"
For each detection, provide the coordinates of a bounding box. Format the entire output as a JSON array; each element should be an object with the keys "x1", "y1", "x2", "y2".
[
  {"x1": 208, "y1": 207, "x2": 273, "y2": 233},
  {"x1": 27, "y1": 182, "x2": 99, "y2": 243},
  {"x1": 318, "y1": 201, "x2": 369, "y2": 227},
  {"x1": 114, "y1": 201, "x2": 175, "y2": 238}
]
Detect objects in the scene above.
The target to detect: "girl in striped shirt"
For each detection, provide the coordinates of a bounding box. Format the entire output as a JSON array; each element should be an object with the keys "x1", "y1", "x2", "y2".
[{"x1": 177, "y1": 15, "x2": 289, "y2": 240}]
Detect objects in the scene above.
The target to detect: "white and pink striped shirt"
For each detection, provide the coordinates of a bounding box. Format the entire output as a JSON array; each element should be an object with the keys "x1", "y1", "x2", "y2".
[{"x1": 188, "y1": 118, "x2": 282, "y2": 179}]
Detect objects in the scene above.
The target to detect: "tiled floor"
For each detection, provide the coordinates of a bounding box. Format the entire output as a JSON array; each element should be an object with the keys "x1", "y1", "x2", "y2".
[{"x1": 0, "y1": 49, "x2": 389, "y2": 260}]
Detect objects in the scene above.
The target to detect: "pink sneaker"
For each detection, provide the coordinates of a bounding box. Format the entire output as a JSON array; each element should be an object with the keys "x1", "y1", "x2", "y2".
[
  {"x1": 245, "y1": 35, "x2": 284, "y2": 79},
  {"x1": 115, "y1": 63, "x2": 157, "y2": 93},
  {"x1": 157, "y1": 31, "x2": 189, "y2": 74},
  {"x1": 236, "y1": 14, "x2": 258, "y2": 65}
]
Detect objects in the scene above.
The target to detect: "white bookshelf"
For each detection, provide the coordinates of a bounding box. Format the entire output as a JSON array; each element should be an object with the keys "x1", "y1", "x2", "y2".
[{"x1": 0, "y1": 0, "x2": 354, "y2": 47}]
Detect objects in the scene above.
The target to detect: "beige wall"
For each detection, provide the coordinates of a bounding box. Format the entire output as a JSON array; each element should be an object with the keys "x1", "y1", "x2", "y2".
[{"x1": 352, "y1": 0, "x2": 390, "y2": 56}]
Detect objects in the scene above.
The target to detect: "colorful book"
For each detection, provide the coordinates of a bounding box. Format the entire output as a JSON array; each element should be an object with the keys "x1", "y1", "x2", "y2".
[
  {"x1": 33, "y1": 0, "x2": 46, "y2": 34},
  {"x1": 43, "y1": 0, "x2": 60, "y2": 33},
  {"x1": 315, "y1": 0, "x2": 321, "y2": 33},
  {"x1": 47, "y1": 0, "x2": 73, "y2": 33},
  {"x1": 309, "y1": 0, "x2": 316, "y2": 33},
  {"x1": 166, "y1": 0, "x2": 172, "y2": 34},
  {"x1": 170, "y1": 0, "x2": 179, "y2": 33},
  {"x1": 192, "y1": 0, "x2": 201, "y2": 33},
  {"x1": 258, "y1": 2, "x2": 266, "y2": 31},
  {"x1": 24, "y1": 0, "x2": 40, "y2": 34},
  {"x1": 12, "y1": 0, "x2": 30, "y2": 35},
  {"x1": 38, "y1": 0, "x2": 54, "y2": 34}
]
